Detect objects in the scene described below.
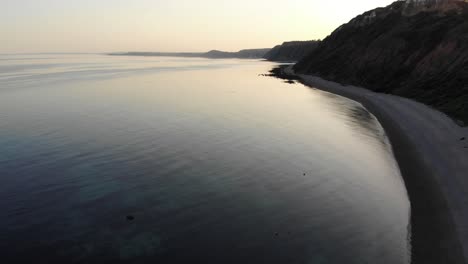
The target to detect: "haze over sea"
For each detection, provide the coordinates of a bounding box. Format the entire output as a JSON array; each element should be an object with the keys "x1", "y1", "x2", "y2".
[{"x1": 0, "y1": 54, "x2": 410, "y2": 263}]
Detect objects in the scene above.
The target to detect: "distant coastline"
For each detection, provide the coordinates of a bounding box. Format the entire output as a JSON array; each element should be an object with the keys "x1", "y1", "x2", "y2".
[
  {"x1": 107, "y1": 40, "x2": 322, "y2": 62},
  {"x1": 108, "y1": 48, "x2": 270, "y2": 60}
]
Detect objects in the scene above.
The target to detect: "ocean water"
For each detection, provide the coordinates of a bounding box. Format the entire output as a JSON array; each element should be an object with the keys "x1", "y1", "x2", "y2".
[{"x1": 0, "y1": 54, "x2": 410, "y2": 263}]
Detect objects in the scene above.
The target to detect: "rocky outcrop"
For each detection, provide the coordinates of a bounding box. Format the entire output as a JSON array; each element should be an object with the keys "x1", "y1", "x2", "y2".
[
  {"x1": 295, "y1": 0, "x2": 468, "y2": 124},
  {"x1": 263, "y1": 41, "x2": 320, "y2": 62},
  {"x1": 402, "y1": 0, "x2": 468, "y2": 15}
]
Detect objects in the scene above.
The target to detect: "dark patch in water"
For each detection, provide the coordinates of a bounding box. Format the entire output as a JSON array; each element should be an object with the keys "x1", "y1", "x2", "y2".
[{"x1": 262, "y1": 66, "x2": 300, "y2": 82}]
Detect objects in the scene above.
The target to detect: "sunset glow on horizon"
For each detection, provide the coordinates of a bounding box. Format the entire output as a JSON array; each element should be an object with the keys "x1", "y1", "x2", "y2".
[{"x1": 1, "y1": 0, "x2": 396, "y2": 53}]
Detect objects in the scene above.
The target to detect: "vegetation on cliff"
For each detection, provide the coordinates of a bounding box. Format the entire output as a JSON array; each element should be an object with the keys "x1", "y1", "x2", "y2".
[{"x1": 295, "y1": 0, "x2": 468, "y2": 124}]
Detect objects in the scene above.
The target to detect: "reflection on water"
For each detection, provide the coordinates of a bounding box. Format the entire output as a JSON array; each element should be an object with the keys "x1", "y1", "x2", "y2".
[
  {"x1": 329, "y1": 94, "x2": 390, "y2": 149},
  {"x1": 0, "y1": 54, "x2": 410, "y2": 264}
]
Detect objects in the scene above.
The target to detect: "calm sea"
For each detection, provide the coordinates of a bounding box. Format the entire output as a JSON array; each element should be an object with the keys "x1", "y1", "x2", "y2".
[{"x1": 0, "y1": 54, "x2": 410, "y2": 263}]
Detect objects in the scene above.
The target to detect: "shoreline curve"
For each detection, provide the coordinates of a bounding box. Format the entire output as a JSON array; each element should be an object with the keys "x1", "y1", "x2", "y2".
[{"x1": 283, "y1": 66, "x2": 468, "y2": 264}]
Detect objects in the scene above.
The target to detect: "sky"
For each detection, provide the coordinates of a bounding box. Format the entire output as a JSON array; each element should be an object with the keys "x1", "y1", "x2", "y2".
[{"x1": 0, "y1": 0, "x2": 396, "y2": 53}]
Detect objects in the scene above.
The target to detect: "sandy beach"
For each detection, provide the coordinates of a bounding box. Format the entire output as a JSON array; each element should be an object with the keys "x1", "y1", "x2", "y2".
[{"x1": 284, "y1": 66, "x2": 468, "y2": 264}]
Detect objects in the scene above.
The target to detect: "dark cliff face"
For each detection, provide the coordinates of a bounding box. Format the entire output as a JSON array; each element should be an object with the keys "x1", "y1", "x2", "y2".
[
  {"x1": 295, "y1": 0, "x2": 468, "y2": 124},
  {"x1": 263, "y1": 41, "x2": 320, "y2": 62}
]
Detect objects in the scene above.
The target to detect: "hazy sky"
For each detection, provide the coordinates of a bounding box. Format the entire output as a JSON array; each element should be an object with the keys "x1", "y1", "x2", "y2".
[{"x1": 1, "y1": 0, "x2": 396, "y2": 53}]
